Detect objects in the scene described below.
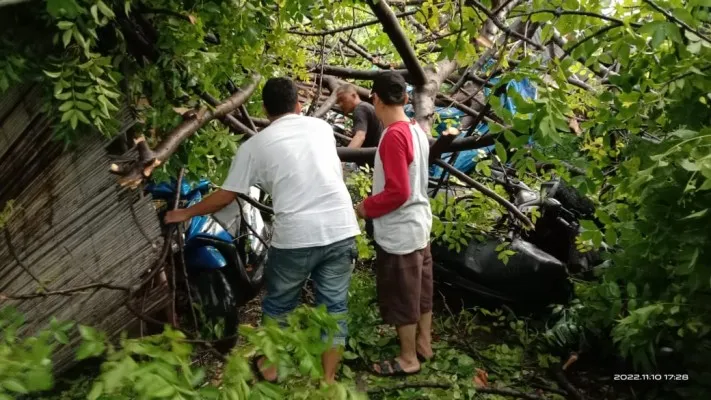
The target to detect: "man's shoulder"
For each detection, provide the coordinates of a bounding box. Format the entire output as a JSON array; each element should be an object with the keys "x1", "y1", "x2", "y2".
[
  {"x1": 293, "y1": 115, "x2": 332, "y2": 130},
  {"x1": 384, "y1": 121, "x2": 411, "y2": 136},
  {"x1": 356, "y1": 102, "x2": 375, "y2": 113}
]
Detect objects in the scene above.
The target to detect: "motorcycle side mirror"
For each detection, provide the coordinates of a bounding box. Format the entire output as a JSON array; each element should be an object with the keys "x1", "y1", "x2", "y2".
[{"x1": 194, "y1": 179, "x2": 212, "y2": 194}]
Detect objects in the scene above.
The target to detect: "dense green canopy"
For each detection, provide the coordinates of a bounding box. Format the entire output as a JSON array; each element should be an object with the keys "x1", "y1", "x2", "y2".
[{"x1": 2, "y1": 0, "x2": 711, "y2": 398}]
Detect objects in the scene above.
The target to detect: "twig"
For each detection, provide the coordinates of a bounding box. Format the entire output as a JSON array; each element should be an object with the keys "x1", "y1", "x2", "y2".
[
  {"x1": 140, "y1": 7, "x2": 192, "y2": 21},
  {"x1": 339, "y1": 38, "x2": 392, "y2": 69},
  {"x1": 565, "y1": 24, "x2": 623, "y2": 55},
  {"x1": 307, "y1": 36, "x2": 328, "y2": 116},
  {"x1": 177, "y1": 221, "x2": 199, "y2": 334},
  {"x1": 643, "y1": 0, "x2": 711, "y2": 45},
  {"x1": 3, "y1": 229, "x2": 47, "y2": 290},
  {"x1": 366, "y1": 381, "x2": 548, "y2": 399},
  {"x1": 509, "y1": 9, "x2": 641, "y2": 28},
  {"x1": 531, "y1": 383, "x2": 568, "y2": 397},
  {"x1": 235, "y1": 198, "x2": 268, "y2": 248},
  {"x1": 128, "y1": 191, "x2": 156, "y2": 248},
  {"x1": 366, "y1": 382, "x2": 450, "y2": 394},
  {"x1": 551, "y1": 367, "x2": 585, "y2": 400},
  {"x1": 468, "y1": 1, "x2": 544, "y2": 51},
  {"x1": 1, "y1": 282, "x2": 130, "y2": 301},
  {"x1": 169, "y1": 168, "x2": 185, "y2": 327},
  {"x1": 288, "y1": 9, "x2": 419, "y2": 36}
]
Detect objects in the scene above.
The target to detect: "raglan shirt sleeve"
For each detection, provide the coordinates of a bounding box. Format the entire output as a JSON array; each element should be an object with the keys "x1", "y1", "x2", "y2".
[
  {"x1": 221, "y1": 144, "x2": 256, "y2": 195},
  {"x1": 362, "y1": 123, "x2": 414, "y2": 219}
]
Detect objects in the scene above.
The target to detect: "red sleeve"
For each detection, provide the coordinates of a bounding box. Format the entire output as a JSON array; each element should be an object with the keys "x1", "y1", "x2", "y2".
[{"x1": 363, "y1": 122, "x2": 414, "y2": 219}]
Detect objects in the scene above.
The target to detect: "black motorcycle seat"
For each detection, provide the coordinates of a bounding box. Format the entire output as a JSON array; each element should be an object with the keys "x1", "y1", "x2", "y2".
[{"x1": 433, "y1": 236, "x2": 567, "y2": 283}]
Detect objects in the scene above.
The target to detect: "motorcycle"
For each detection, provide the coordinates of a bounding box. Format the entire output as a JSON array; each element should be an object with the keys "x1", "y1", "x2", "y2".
[
  {"x1": 430, "y1": 167, "x2": 601, "y2": 310},
  {"x1": 146, "y1": 179, "x2": 271, "y2": 339}
]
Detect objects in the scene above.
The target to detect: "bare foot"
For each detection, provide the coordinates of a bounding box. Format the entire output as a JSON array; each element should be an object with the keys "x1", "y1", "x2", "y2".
[
  {"x1": 256, "y1": 356, "x2": 278, "y2": 382},
  {"x1": 416, "y1": 336, "x2": 433, "y2": 360}
]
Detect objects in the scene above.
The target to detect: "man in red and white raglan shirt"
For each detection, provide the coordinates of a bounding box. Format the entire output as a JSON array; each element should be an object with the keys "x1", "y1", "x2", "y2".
[{"x1": 355, "y1": 72, "x2": 434, "y2": 377}]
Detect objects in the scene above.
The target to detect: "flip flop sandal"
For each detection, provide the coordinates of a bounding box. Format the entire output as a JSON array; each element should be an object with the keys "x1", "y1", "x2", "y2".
[
  {"x1": 371, "y1": 359, "x2": 421, "y2": 377},
  {"x1": 251, "y1": 357, "x2": 278, "y2": 383}
]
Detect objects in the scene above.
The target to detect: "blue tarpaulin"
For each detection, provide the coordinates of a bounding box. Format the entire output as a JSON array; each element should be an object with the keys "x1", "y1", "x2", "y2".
[{"x1": 404, "y1": 72, "x2": 537, "y2": 179}]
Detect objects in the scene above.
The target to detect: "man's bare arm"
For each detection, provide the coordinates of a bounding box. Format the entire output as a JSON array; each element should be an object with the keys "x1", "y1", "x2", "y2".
[
  {"x1": 164, "y1": 189, "x2": 237, "y2": 223},
  {"x1": 347, "y1": 130, "x2": 367, "y2": 149}
]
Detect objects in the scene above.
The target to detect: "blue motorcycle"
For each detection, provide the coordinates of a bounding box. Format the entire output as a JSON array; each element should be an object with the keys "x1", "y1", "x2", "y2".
[{"x1": 146, "y1": 178, "x2": 271, "y2": 339}]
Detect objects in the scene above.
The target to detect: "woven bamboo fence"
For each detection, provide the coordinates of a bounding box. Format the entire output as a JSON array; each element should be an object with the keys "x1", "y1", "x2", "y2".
[{"x1": 0, "y1": 83, "x2": 168, "y2": 373}]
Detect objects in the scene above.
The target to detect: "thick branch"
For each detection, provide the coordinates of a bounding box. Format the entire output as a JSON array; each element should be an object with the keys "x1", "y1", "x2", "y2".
[
  {"x1": 337, "y1": 134, "x2": 495, "y2": 164},
  {"x1": 429, "y1": 127, "x2": 461, "y2": 163},
  {"x1": 314, "y1": 65, "x2": 410, "y2": 81},
  {"x1": 200, "y1": 92, "x2": 257, "y2": 137},
  {"x1": 152, "y1": 75, "x2": 260, "y2": 159},
  {"x1": 112, "y1": 75, "x2": 260, "y2": 187},
  {"x1": 313, "y1": 77, "x2": 342, "y2": 118},
  {"x1": 367, "y1": 0, "x2": 428, "y2": 86},
  {"x1": 288, "y1": 9, "x2": 419, "y2": 36},
  {"x1": 434, "y1": 159, "x2": 535, "y2": 229}
]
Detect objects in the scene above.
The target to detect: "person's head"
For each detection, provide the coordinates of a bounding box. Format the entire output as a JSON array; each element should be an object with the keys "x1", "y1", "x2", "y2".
[
  {"x1": 335, "y1": 84, "x2": 361, "y2": 114},
  {"x1": 262, "y1": 77, "x2": 301, "y2": 120},
  {"x1": 370, "y1": 72, "x2": 408, "y2": 121}
]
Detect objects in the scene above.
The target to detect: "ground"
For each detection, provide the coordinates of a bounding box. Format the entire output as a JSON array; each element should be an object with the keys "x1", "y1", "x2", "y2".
[{"x1": 30, "y1": 264, "x2": 655, "y2": 400}]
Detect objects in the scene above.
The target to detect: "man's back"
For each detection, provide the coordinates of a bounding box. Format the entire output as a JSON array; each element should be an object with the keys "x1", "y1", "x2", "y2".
[
  {"x1": 354, "y1": 102, "x2": 383, "y2": 149},
  {"x1": 226, "y1": 114, "x2": 360, "y2": 249}
]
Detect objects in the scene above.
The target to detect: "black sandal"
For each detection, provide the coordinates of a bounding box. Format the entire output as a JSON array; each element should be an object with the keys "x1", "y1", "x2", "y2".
[
  {"x1": 371, "y1": 359, "x2": 421, "y2": 377},
  {"x1": 251, "y1": 356, "x2": 278, "y2": 383}
]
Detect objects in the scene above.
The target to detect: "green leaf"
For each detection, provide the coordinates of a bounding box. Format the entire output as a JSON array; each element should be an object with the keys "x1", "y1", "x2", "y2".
[
  {"x1": 59, "y1": 101, "x2": 74, "y2": 112},
  {"x1": 681, "y1": 209, "x2": 708, "y2": 220},
  {"x1": 3, "y1": 379, "x2": 28, "y2": 394},
  {"x1": 43, "y1": 70, "x2": 61, "y2": 78},
  {"x1": 627, "y1": 282, "x2": 637, "y2": 298},
  {"x1": 494, "y1": 141, "x2": 508, "y2": 164},
  {"x1": 87, "y1": 382, "x2": 103, "y2": 400},
  {"x1": 57, "y1": 21, "x2": 74, "y2": 30},
  {"x1": 679, "y1": 159, "x2": 700, "y2": 171},
  {"x1": 671, "y1": 8, "x2": 695, "y2": 27},
  {"x1": 62, "y1": 29, "x2": 72, "y2": 47},
  {"x1": 97, "y1": 0, "x2": 115, "y2": 18}
]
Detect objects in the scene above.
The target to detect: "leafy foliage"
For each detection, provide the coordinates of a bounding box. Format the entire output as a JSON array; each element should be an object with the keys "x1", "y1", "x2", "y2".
[{"x1": 2, "y1": 0, "x2": 711, "y2": 397}]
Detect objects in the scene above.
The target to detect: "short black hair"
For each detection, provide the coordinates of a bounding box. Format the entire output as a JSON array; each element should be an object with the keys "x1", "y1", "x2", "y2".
[
  {"x1": 371, "y1": 72, "x2": 407, "y2": 105},
  {"x1": 262, "y1": 77, "x2": 298, "y2": 117}
]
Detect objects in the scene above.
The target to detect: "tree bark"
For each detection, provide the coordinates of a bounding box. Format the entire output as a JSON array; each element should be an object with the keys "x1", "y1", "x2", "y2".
[{"x1": 367, "y1": 0, "x2": 428, "y2": 86}]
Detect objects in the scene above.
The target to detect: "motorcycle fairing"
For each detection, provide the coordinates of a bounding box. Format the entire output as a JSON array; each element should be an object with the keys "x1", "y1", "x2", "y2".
[{"x1": 431, "y1": 236, "x2": 571, "y2": 305}]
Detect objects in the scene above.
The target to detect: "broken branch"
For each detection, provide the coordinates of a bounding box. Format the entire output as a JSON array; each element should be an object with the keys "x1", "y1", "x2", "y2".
[
  {"x1": 434, "y1": 158, "x2": 535, "y2": 229},
  {"x1": 112, "y1": 75, "x2": 260, "y2": 188},
  {"x1": 367, "y1": 0, "x2": 428, "y2": 86}
]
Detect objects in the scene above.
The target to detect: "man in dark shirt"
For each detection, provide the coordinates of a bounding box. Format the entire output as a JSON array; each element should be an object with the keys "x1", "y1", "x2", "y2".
[{"x1": 336, "y1": 83, "x2": 383, "y2": 153}]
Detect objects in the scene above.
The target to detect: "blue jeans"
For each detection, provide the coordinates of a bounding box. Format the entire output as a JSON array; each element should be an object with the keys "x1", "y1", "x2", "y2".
[{"x1": 262, "y1": 237, "x2": 357, "y2": 347}]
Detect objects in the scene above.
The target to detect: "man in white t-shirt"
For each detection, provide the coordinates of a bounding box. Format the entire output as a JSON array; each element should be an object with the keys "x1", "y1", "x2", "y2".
[{"x1": 165, "y1": 77, "x2": 360, "y2": 384}]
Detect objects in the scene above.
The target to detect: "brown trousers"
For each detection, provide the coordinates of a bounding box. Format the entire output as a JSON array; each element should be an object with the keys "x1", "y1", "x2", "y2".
[{"x1": 375, "y1": 244, "x2": 433, "y2": 326}]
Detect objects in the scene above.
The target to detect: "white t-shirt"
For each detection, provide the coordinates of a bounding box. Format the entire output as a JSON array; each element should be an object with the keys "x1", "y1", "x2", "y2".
[{"x1": 221, "y1": 114, "x2": 360, "y2": 249}]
